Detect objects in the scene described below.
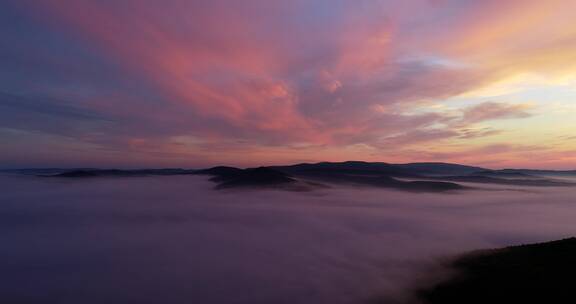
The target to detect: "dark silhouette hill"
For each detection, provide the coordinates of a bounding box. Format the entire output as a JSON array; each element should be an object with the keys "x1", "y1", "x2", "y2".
[
  {"x1": 265, "y1": 162, "x2": 466, "y2": 192},
  {"x1": 270, "y1": 161, "x2": 486, "y2": 177},
  {"x1": 496, "y1": 168, "x2": 576, "y2": 176},
  {"x1": 212, "y1": 167, "x2": 297, "y2": 189},
  {"x1": 194, "y1": 163, "x2": 465, "y2": 192},
  {"x1": 196, "y1": 166, "x2": 325, "y2": 191},
  {"x1": 270, "y1": 161, "x2": 417, "y2": 177},
  {"x1": 470, "y1": 170, "x2": 538, "y2": 179},
  {"x1": 270, "y1": 161, "x2": 574, "y2": 188},
  {"x1": 35, "y1": 161, "x2": 576, "y2": 191},
  {"x1": 272, "y1": 168, "x2": 464, "y2": 192},
  {"x1": 419, "y1": 237, "x2": 576, "y2": 304},
  {"x1": 394, "y1": 162, "x2": 486, "y2": 176},
  {"x1": 194, "y1": 166, "x2": 244, "y2": 179}
]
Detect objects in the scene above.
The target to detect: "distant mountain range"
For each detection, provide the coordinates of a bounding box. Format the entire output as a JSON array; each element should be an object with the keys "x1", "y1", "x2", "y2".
[{"x1": 3, "y1": 161, "x2": 575, "y2": 192}]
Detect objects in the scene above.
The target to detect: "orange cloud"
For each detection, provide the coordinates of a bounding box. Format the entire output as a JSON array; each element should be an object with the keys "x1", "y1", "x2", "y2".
[{"x1": 459, "y1": 102, "x2": 533, "y2": 125}]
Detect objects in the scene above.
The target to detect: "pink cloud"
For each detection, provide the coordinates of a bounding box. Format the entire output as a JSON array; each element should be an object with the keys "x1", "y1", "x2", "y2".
[{"x1": 4, "y1": 0, "x2": 574, "y2": 167}]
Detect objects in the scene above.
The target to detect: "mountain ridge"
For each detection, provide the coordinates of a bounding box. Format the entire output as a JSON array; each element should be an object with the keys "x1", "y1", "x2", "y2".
[{"x1": 7, "y1": 161, "x2": 574, "y2": 192}]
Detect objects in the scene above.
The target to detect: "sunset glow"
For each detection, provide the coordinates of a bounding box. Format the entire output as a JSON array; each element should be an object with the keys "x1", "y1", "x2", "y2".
[{"x1": 2, "y1": 0, "x2": 576, "y2": 168}]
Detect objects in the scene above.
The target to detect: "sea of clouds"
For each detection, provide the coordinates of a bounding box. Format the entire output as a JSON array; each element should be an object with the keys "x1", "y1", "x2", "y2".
[{"x1": 1, "y1": 174, "x2": 575, "y2": 304}]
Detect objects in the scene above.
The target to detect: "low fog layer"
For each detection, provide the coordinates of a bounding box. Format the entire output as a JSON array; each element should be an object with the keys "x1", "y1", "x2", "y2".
[{"x1": 1, "y1": 175, "x2": 575, "y2": 304}]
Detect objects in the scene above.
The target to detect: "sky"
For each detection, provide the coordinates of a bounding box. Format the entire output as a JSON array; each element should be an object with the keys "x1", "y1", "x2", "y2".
[{"x1": 1, "y1": 0, "x2": 576, "y2": 169}]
